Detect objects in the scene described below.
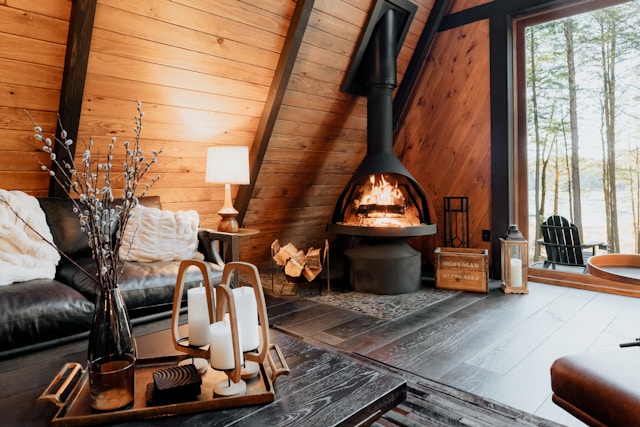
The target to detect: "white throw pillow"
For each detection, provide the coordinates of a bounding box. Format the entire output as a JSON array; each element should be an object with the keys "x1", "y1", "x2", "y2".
[
  {"x1": 0, "y1": 190, "x2": 61, "y2": 285},
  {"x1": 119, "y1": 205, "x2": 202, "y2": 262}
]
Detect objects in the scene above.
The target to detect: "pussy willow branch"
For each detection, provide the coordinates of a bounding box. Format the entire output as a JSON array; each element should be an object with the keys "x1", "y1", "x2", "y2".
[{"x1": 22, "y1": 102, "x2": 163, "y2": 288}]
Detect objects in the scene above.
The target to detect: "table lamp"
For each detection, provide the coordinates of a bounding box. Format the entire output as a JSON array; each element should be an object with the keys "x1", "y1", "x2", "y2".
[{"x1": 206, "y1": 146, "x2": 250, "y2": 233}]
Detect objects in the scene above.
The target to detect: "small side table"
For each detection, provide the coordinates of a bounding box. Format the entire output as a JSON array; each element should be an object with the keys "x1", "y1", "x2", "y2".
[
  {"x1": 205, "y1": 228, "x2": 260, "y2": 287},
  {"x1": 205, "y1": 228, "x2": 260, "y2": 263},
  {"x1": 232, "y1": 228, "x2": 260, "y2": 261}
]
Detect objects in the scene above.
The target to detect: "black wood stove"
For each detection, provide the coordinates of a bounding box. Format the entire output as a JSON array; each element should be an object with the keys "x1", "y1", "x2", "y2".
[{"x1": 328, "y1": 0, "x2": 437, "y2": 294}]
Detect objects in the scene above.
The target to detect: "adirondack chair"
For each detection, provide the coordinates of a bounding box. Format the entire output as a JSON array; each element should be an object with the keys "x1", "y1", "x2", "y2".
[{"x1": 538, "y1": 215, "x2": 608, "y2": 272}]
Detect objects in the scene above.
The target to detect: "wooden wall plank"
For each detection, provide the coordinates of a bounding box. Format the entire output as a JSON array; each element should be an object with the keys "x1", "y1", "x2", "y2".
[
  {"x1": 0, "y1": 1, "x2": 70, "y2": 196},
  {"x1": 95, "y1": 2, "x2": 282, "y2": 66},
  {"x1": 5, "y1": 0, "x2": 71, "y2": 21},
  {"x1": 1, "y1": 3, "x2": 70, "y2": 42},
  {"x1": 89, "y1": 29, "x2": 274, "y2": 87},
  {"x1": 450, "y1": 0, "x2": 493, "y2": 14}
]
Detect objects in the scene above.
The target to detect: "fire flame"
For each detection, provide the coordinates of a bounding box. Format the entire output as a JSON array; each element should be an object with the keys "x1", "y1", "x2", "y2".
[
  {"x1": 346, "y1": 174, "x2": 411, "y2": 227},
  {"x1": 360, "y1": 174, "x2": 405, "y2": 207}
]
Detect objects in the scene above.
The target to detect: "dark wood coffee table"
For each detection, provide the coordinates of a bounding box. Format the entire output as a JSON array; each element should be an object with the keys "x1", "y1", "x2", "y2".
[{"x1": 1, "y1": 321, "x2": 405, "y2": 426}]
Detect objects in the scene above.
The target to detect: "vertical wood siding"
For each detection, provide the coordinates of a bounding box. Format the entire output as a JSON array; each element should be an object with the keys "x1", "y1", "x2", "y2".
[{"x1": 395, "y1": 18, "x2": 492, "y2": 266}]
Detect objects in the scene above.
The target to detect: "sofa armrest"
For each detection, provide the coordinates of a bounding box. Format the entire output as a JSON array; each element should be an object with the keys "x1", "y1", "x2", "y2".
[
  {"x1": 198, "y1": 229, "x2": 240, "y2": 266},
  {"x1": 551, "y1": 350, "x2": 640, "y2": 426}
]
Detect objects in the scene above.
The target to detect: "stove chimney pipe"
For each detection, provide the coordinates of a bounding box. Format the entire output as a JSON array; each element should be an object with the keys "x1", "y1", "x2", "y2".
[{"x1": 364, "y1": 9, "x2": 397, "y2": 155}]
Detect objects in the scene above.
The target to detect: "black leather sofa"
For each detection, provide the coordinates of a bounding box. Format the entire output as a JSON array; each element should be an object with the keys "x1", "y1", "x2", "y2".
[{"x1": 0, "y1": 196, "x2": 230, "y2": 359}]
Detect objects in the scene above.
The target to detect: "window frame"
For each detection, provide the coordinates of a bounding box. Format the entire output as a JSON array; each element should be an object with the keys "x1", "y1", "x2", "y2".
[{"x1": 513, "y1": 0, "x2": 638, "y2": 295}]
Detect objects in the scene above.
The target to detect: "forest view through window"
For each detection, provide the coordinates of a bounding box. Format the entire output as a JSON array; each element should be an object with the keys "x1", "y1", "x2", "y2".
[{"x1": 525, "y1": 0, "x2": 640, "y2": 270}]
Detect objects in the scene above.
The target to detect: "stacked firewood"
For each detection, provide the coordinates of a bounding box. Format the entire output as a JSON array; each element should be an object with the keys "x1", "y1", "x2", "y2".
[{"x1": 271, "y1": 239, "x2": 325, "y2": 282}]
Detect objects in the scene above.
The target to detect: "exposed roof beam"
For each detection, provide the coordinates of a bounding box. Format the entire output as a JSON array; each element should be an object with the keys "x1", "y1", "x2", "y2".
[
  {"x1": 235, "y1": 0, "x2": 316, "y2": 225},
  {"x1": 50, "y1": 0, "x2": 97, "y2": 197},
  {"x1": 392, "y1": 0, "x2": 453, "y2": 131}
]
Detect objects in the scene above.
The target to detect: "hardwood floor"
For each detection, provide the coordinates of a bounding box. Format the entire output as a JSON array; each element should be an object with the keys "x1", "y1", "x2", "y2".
[{"x1": 265, "y1": 280, "x2": 640, "y2": 426}]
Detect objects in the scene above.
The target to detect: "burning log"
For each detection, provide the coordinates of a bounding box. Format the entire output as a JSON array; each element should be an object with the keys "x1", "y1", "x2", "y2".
[{"x1": 272, "y1": 240, "x2": 326, "y2": 282}]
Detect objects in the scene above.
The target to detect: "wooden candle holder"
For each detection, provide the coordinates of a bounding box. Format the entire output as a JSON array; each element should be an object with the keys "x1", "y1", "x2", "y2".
[
  {"x1": 170, "y1": 260, "x2": 216, "y2": 361},
  {"x1": 221, "y1": 262, "x2": 290, "y2": 383},
  {"x1": 211, "y1": 283, "x2": 245, "y2": 396}
]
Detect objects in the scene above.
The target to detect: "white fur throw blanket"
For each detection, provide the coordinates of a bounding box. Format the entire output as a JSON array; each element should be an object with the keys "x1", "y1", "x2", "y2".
[
  {"x1": 0, "y1": 190, "x2": 60, "y2": 286},
  {"x1": 119, "y1": 205, "x2": 202, "y2": 262}
]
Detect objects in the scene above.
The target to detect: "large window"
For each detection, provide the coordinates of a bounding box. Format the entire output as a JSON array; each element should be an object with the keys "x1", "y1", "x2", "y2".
[{"x1": 515, "y1": 0, "x2": 640, "y2": 276}]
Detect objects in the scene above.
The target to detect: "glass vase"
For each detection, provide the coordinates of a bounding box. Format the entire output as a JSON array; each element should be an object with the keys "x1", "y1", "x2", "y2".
[{"x1": 88, "y1": 287, "x2": 137, "y2": 412}]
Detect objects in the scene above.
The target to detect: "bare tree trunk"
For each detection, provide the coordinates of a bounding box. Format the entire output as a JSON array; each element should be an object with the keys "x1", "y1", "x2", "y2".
[
  {"x1": 554, "y1": 134, "x2": 560, "y2": 214},
  {"x1": 636, "y1": 149, "x2": 640, "y2": 253},
  {"x1": 564, "y1": 18, "x2": 583, "y2": 236},
  {"x1": 599, "y1": 15, "x2": 620, "y2": 252},
  {"x1": 631, "y1": 147, "x2": 639, "y2": 252},
  {"x1": 561, "y1": 110, "x2": 573, "y2": 220},
  {"x1": 529, "y1": 27, "x2": 544, "y2": 261}
]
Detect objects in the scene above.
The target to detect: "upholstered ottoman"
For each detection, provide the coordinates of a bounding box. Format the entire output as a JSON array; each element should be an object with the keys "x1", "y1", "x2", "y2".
[{"x1": 550, "y1": 349, "x2": 640, "y2": 426}]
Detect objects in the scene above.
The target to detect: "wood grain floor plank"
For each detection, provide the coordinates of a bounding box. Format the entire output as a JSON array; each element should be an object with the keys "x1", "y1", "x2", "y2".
[
  {"x1": 363, "y1": 284, "x2": 569, "y2": 380},
  {"x1": 335, "y1": 292, "x2": 485, "y2": 354},
  {"x1": 323, "y1": 313, "x2": 388, "y2": 340},
  {"x1": 273, "y1": 281, "x2": 630, "y2": 426},
  {"x1": 266, "y1": 298, "x2": 319, "y2": 322},
  {"x1": 275, "y1": 303, "x2": 362, "y2": 335},
  {"x1": 230, "y1": 362, "x2": 405, "y2": 427}
]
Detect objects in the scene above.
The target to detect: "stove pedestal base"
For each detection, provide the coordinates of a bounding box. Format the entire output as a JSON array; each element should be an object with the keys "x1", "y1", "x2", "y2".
[{"x1": 344, "y1": 239, "x2": 421, "y2": 294}]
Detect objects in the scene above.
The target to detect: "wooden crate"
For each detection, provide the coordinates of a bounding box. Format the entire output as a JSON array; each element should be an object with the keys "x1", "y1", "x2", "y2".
[{"x1": 435, "y1": 247, "x2": 489, "y2": 293}]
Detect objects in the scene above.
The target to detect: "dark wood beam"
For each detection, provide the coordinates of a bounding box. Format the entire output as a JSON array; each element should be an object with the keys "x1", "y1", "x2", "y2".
[
  {"x1": 488, "y1": 10, "x2": 512, "y2": 278},
  {"x1": 439, "y1": 0, "x2": 620, "y2": 31},
  {"x1": 49, "y1": 0, "x2": 97, "y2": 197},
  {"x1": 234, "y1": 0, "x2": 316, "y2": 225},
  {"x1": 392, "y1": 0, "x2": 453, "y2": 131}
]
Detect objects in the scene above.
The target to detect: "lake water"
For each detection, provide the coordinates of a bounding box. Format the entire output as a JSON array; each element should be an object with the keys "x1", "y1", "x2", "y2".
[{"x1": 527, "y1": 189, "x2": 637, "y2": 259}]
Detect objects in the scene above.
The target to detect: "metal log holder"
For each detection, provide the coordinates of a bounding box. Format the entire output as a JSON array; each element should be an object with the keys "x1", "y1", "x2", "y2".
[{"x1": 270, "y1": 239, "x2": 330, "y2": 295}]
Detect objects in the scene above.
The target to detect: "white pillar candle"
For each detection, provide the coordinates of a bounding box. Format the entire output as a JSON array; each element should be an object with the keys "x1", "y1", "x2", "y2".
[
  {"x1": 232, "y1": 287, "x2": 260, "y2": 352},
  {"x1": 209, "y1": 317, "x2": 243, "y2": 371},
  {"x1": 510, "y1": 258, "x2": 523, "y2": 287},
  {"x1": 187, "y1": 286, "x2": 210, "y2": 347}
]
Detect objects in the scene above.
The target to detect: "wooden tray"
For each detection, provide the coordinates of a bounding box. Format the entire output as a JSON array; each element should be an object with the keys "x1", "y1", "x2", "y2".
[
  {"x1": 588, "y1": 254, "x2": 640, "y2": 286},
  {"x1": 40, "y1": 354, "x2": 275, "y2": 426}
]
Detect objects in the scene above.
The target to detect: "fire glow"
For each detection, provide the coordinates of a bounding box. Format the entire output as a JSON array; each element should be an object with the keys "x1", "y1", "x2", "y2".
[
  {"x1": 345, "y1": 174, "x2": 416, "y2": 227},
  {"x1": 360, "y1": 174, "x2": 404, "y2": 208}
]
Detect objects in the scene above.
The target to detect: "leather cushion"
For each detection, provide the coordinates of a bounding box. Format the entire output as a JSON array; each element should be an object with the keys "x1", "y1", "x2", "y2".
[
  {"x1": 57, "y1": 257, "x2": 223, "y2": 316},
  {"x1": 0, "y1": 279, "x2": 94, "y2": 349},
  {"x1": 37, "y1": 196, "x2": 163, "y2": 258},
  {"x1": 38, "y1": 198, "x2": 91, "y2": 258},
  {"x1": 551, "y1": 350, "x2": 640, "y2": 426}
]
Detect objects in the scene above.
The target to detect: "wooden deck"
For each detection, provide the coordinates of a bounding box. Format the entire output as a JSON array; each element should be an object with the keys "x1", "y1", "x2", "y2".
[{"x1": 266, "y1": 280, "x2": 640, "y2": 426}]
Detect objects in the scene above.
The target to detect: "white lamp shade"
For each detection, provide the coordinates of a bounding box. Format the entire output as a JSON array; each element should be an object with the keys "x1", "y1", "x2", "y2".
[{"x1": 205, "y1": 146, "x2": 250, "y2": 184}]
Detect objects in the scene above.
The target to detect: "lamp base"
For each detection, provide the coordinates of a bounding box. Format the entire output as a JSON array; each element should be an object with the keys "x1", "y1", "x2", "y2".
[{"x1": 217, "y1": 214, "x2": 239, "y2": 233}]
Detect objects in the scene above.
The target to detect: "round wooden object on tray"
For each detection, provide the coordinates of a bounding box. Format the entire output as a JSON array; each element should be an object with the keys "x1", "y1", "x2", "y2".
[{"x1": 588, "y1": 254, "x2": 640, "y2": 286}]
